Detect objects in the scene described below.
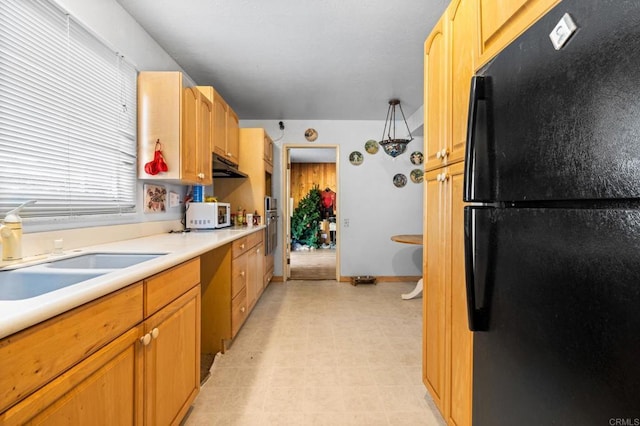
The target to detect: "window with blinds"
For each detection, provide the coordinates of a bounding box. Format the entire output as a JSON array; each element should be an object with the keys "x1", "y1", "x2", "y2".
[{"x1": 0, "y1": 0, "x2": 137, "y2": 219}]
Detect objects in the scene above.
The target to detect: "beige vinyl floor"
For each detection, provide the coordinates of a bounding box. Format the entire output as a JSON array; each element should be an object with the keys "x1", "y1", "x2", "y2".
[{"x1": 183, "y1": 279, "x2": 446, "y2": 426}]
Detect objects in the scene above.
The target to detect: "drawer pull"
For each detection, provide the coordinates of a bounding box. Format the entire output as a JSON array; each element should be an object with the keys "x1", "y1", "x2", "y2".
[
  {"x1": 240, "y1": 244, "x2": 245, "y2": 249},
  {"x1": 151, "y1": 327, "x2": 160, "y2": 339}
]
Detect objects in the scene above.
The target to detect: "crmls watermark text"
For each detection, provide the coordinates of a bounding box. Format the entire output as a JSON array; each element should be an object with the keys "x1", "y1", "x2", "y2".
[{"x1": 609, "y1": 419, "x2": 640, "y2": 426}]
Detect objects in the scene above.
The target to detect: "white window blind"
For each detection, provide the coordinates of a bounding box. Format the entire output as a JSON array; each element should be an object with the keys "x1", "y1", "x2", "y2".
[{"x1": 0, "y1": 0, "x2": 137, "y2": 219}]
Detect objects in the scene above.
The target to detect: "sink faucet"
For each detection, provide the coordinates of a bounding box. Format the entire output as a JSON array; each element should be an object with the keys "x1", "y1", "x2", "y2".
[{"x1": 0, "y1": 200, "x2": 36, "y2": 261}]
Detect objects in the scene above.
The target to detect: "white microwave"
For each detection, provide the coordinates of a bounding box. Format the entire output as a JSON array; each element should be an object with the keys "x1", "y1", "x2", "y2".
[{"x1": 186, "y1": 202, "x2": 231, "y2": 229}]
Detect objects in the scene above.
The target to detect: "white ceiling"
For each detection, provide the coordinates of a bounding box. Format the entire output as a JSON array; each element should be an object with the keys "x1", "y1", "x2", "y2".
[{"x1": 115, "y1": 0, "x2": 448, "y2": 121}]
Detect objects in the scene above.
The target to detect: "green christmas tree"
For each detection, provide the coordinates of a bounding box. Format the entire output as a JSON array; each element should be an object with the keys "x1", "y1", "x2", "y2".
[{"x1": 291, "y1": 185, "x2": 322, "y2": 248}]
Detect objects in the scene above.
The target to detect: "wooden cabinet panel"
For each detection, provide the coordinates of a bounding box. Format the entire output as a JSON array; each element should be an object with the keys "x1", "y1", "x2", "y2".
[
  {"x1": 423, "y1": 169, "x2": 447, "y2": 413},
  {"x1": 227, "y1": 108, "x2": 239, "y2": 163},
  {"x1": 182, "y1": 87, "x2": 199, "y2": 183},
  {"x1": 0, "y1": 283, "x2": 143, "y2": 413},
  {"x1": 138, "y1": 72, "x2": 211, "y2": 184},
  {"x1": 231, "y1": 251, "x2": 248, "y2": 298},
  {"x1": 197, "y1": 92, "x2": 213, "y2": 184},
  {"x1": 424, "y1": 17, "x2": 448, "y2": 172},
  {"x1": 144, "y1": 285, "x2": 200, "y2": 426},
  {"x1": 447, "y1": 163, "x2": 472, "y2": 426},
  {"x1": 211, "y1": 89, "x2": 228, "y2": 159},
  {"x1": 263, "y1": 134, "x2": 273, "y2": 167},
  {"x1": 424, "y1": 163, "x2": 468, "y2": 424},
  {"x1": 204, "y1": 86, "x2": 238, "y2": 165},
  {"x1": 231, "y1": 286, "x2": 248, "y2": 338},
  {"x1": 144, "y1": 257, "x2": 200, "y2": 318},
  {"x1": 448, "y1": 0, "x2": 476, "y2": 166},
  {"x1": 0, "y1": 326, "x2": 143, "y2": 426},
  {"x1": 475, "y1": 0, "x2": 560, "y2": 68}
]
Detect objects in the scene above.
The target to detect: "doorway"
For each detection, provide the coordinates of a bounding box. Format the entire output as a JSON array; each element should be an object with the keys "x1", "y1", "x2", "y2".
[{"x1": 282, "y1": 145, "x2": 339, "y2": 281}]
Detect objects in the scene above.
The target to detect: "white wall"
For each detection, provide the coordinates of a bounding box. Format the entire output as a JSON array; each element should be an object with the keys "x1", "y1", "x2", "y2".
[{"x1": 241, "y1": 120, "x2": 424, "y2": 278}]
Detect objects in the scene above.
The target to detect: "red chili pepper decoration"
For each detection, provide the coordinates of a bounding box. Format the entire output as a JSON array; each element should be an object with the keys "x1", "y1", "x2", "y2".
[{"x1": 144, "y1": 139, "x2": 168, "y2": 175}]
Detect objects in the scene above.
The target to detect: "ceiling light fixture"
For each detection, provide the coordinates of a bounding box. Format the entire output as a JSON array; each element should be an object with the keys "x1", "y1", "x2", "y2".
[{"x1": 379, "y1": 99, "x2": 413, "y2": 158}]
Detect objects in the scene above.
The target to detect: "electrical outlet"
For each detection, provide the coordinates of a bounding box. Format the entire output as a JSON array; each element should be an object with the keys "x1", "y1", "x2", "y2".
[
  {"x1": 343, "y1": 218, "x2": 349, "y2": 228},
  {"x1": 169, "y1": 191, "x2": 180, "y2": 208}
]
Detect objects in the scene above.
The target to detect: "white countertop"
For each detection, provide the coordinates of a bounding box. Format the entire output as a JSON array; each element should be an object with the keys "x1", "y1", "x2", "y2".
[{"x1": 0, "y1": 226, "x2": 264, "y2": 340}]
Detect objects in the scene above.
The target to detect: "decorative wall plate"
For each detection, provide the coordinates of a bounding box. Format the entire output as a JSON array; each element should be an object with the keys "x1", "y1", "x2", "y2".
[
  {"x1": 349, "y1": 151, "x2": 364, "y2": 166},
  {"x1": 365, "y1": 139, "x2": 379, "y2": 154},
  {"x1": 393, "y1": 173, "x2": 407, "y2": 188},
  {"x1": 410, "y1": 169, "x2": 424, "y2": 183},
  {"x1": 410, "y1": 151, "x2": 424, "y2": 165},
  {"x1": 304, "y1": 128, "x2": 318, "y2": 141}
]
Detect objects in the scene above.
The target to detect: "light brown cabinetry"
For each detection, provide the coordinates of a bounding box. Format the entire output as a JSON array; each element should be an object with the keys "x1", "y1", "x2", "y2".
[
  {"x1": 424, "y1": 15, "x2": 448, "y2": 172},
  {"x1": 423, "y1": 1, "x2": 558, "y2": 424},
  {"x1": 215, "y1": 128, "x2": 274, "y2": 218},
  {"x1": 201, "y1": 86, "x2": 239, "y2": 165},
  {"x1": 138, "y1": 72, "x2": 212, "y2": 185},
  {"x1": 474, "y1": 0, "x2": 560, "y2": 68},
  {"x1": 0, "y1": 260, "x2": 201, "y2": 426},
  {"x1": 215, "y1": 128, "x2": 274, "y2": 287},
  {"x1": 142, "y1": 259, "x2": 201, "y2": 426},
  {"x1": 201, "y1": 229, "x2": 265, "y2": 355},
  {"x1": 423, "y1": 0, "x2": 475, "y2": 423},
  {"x1": 424, "y1": 163, "x2": 470, "y2": 426}
]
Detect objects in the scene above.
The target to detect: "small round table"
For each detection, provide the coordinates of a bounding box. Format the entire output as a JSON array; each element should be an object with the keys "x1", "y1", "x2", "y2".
[{"x1": 391, "y1": 234, "x2": 423, "y2": 300}]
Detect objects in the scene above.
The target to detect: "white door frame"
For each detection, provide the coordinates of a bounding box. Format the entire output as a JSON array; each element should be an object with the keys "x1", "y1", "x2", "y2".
[{"x1": 282, "y1": 144, "x2": 340, "y2": 281}]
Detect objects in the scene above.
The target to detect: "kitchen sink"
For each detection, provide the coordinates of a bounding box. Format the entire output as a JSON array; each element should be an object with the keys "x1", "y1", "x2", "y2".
[
  {"x1": 0, "y1": 252, "x2": 166, "y2": 300},
  {"x1": 43, "y1": 253, "x2": 165, "y2": 269},
  {"x1": 0, "y1": 270, "x2": 106, "y2": 300}
]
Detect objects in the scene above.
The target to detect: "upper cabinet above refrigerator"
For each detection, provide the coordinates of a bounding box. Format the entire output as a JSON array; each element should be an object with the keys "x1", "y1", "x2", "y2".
[{"x1": 475, "y1": 0, "x2": 561, "y2": 68}]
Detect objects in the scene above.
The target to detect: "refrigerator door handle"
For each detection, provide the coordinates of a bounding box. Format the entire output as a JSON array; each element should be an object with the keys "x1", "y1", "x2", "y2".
[
  {"x1": 464, "y1": 206, "x2": 489, "y2": 331},
  {"x1": 463, "y1": 76, "x2": 490, "y2": 202}
]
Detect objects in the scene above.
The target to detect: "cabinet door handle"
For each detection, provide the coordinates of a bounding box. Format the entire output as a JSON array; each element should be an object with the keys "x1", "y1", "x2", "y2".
[
  {"x1": 441, "y1": 148, "x2": 449, "y2": 158},
  {"x1": 240, "y1": 271, "x2": 245, "y2": 277},
  {"x1": 240, "y1": 306, "x2": 246, "y2": 313},
  {"x1": 140, "y1": 333, "x2": 151, "y2": 346},
  {"x1": 151, "y1": 327, "x2": 160, "y2": 339}
]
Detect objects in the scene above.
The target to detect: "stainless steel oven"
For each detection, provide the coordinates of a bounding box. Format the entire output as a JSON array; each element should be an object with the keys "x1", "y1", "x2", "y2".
[{"x1": 265, "y1": 209, "x2": 278, "y2": 256}]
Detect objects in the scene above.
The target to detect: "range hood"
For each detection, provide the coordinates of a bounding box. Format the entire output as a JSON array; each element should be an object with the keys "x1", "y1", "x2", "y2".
[{"x1": 212, "y1": 154, "x2": 248, "y2": 178}]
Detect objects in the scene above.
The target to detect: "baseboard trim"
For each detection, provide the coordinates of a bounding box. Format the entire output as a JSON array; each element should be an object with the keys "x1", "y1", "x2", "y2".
[
  {"x1": 274, "y1": 275, "x2": 421, "y2": 283},
  {"x1": 340, "y1": 275, "x2": 421, "y2": 283}
]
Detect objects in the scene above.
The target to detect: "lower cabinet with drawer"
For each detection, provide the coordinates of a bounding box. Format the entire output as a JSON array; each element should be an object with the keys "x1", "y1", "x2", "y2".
[
  {"x1": 0, "y1": 258, "x2": 201, "y2": 426},
  {"x1": 201, "y1": 228, "x2": 265, "y2": 355}
]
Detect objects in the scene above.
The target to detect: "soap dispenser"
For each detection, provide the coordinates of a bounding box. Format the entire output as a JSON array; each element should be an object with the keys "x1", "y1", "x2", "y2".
[{"x1": 0, "y1": 200, "x2": 36, "y2": 261}]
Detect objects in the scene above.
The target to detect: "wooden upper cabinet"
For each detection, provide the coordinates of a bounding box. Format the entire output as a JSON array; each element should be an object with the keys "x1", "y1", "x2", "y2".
[
  {"x1": 198, "y1": 91, "x2": 213, "y2": 184},
  {"x1": 202, "y1": 86, "x2": 239, "y2": 166},
  {"x1": 227, "y1": 108, "x2": 240, "y2": 163},
  {"x1": 182, "y1": 87, "x2": 199, "y2": 183},
  {"x1": 424, "y1": 16, "x2": 448, "y2": 172},
  {"x1": 138, "y1": 72, "x2": 211, "y2": 184},
  {"x1": 263, "y1": 133, "x2": 273, "y2": 169},
  {"x1": 448, "y1": 0, "x2": 476, "y2": 166},
  {"x1": 210, "y1": 87, "x2": 228, "y2": 159},
  {"x1": 475, "y1": 0, "x2": 561, "y2": 67}
]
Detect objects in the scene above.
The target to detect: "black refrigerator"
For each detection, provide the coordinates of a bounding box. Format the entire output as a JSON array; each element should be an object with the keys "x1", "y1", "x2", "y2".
[{"x1": 464, "y1": 1, "x2": 640, "y2": 425}]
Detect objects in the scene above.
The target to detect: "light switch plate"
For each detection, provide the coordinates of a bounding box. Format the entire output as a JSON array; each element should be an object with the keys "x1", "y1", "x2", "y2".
[{"x1": 549, "y1": 13, "x2": 577, "y2": 50}]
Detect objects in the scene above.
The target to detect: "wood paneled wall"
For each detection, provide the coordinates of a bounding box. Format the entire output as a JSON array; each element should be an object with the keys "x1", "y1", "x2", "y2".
[{"x1": 290, "y1": 163, "x2": 336, "y2": 210}]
